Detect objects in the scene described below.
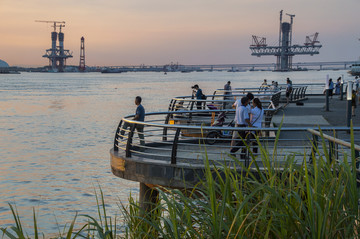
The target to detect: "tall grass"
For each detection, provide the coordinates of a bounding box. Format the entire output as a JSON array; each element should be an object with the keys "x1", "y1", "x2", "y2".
[
  {"x1": 121, "y1": 127, "x2": 360, "y2": 238},
  {"x1": 2, "y1": 128, "x2": 360, "y2": 238}
]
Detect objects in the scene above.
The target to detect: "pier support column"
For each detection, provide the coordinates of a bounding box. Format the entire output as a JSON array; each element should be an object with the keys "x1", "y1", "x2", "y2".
[{"x1": 139, "y1": 183, "x2": 159, "y2": 214}]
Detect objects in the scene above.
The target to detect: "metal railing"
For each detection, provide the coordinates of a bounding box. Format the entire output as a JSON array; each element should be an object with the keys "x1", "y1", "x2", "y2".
[
  {"x1": 168, "y1": 91, "x2": 282, "y2": 113},
  {"x1": 213, "y1": 85, "x2": 307, "y2": 104},
  {"x1": 113, "y1": 110, "x2": 360, "y2": 169},
  {"x1": 307, "y1": 129, "x2": 360, "y2": 166}
]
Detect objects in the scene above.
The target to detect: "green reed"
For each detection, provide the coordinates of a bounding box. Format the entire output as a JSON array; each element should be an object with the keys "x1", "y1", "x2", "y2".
[{"x1": 121, "y1": 126, "x2": 360, "y2": 238}]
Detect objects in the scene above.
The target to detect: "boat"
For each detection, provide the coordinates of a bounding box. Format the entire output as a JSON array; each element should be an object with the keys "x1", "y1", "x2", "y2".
[
  {"x1": 349, "y1": 40, "x2": 360, "y2": 76},
  {"x1": 349, "y1": 62, "x2": 360, "y2": 76},
  {"x1": 227, "y1": 67, "x2": 246, "y2": 72},
  {"x1": 101, "y1": 68, "x2": 127, "y2": 73}
]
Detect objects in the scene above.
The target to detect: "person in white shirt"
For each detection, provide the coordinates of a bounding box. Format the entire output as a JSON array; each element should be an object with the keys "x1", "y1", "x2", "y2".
[
  {"x1": 233, "y1": 92, "x2": 254, "y2": 122},
  {"x1": 249, "y1": 98, "x2": 264, "y2": 154},
  {"x1": 250, "y1": 98, "x2": 264, "y2": 128},
  {"x1": 230, "y1": 97, "x2": 252, "y2": 158}
]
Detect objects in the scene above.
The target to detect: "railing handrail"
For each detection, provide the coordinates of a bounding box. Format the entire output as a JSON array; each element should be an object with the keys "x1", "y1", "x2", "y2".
[
  {"x1": 119, "y1": 110, "x2": 360, "y2": 132},
  {"x1": 114, "y1": 110, "x2": 360, "y2": 167},
  {"x1": 171, "y1": 93, "x2": 277, "y2": 100},
  {"x1": 169, "y1": 98, "x2": 275, "y2": 103},
  {"x1": 307, "y1": 128, "x2": 360, "y2": 151}
]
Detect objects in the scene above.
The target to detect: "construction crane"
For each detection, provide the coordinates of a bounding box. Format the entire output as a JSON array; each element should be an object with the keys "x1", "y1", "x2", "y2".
[
  {"x1": 79, "y1": 37, "x2": 86, "y2": 72},
  {"x1": 250, "y1": 11, "x2": 322, "y2": 71},
  {"x1": 305, "y1": 33, "x2": 319, "y2": 46},
  {"x1": 251, "y1": 35, "x2": 267, "y2": 48},
  {"x1": 35, "y1": 20, "x2": 65, "y2": 32},
  {"x1": 36, "y1": 20, "x2": 72, "y2": 72}
]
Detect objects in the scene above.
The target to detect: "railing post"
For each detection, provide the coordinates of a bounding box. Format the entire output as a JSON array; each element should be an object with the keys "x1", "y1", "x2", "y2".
[
  {"x1": 328, "y1": 140, "x2": 335, "y2": 163},
  {"x1": 335, "y1": 131, "x2": 339, "y2": 160},
  {"x1": 126, "y1": 124, "x2": 136, "y2": 157},
  {"x1": 325, "y1": 89, "x2": 330, "y2": 111},
  {"x1": 295, "y1": 88, "x2": 300, "y2": 100},
  {"x1": 355, "y1": 150, "x2": 359, "y2": 169},
  {"x1": 113, "y1": 120, "x2": 123, "y2": 151},
  {"x1": 340, "y1": 83, "x2": 344, "y2": 100},
  {"x1": 168, "y1": 99, "x2": 174, "y2": 111},
  {"x1": 163, "y1": 113, "x2": 171, "y2": 141},
  {"x1": 171, "y1": 128, "x2": 181, "y2": 165},
  {"x1": 310, "y1": 134, "x2": 318, "y2": 164}
]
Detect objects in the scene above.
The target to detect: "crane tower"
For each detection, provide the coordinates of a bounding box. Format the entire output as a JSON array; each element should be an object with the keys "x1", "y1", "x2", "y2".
[
  {"x1": 79, "y1": 37, "x2": 85, "y2": 72},
  {"x1": 250, "y1": 11, "x2": 322, "y2": 71},
  {"x1": 36, "y1": 20, "x2": 73, "y2": 72}
]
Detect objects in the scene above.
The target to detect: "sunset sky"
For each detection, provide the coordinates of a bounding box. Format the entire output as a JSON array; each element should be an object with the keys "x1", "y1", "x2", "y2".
[{"x1": 0, "y1": 0, "x2": 359, "y2": 67}]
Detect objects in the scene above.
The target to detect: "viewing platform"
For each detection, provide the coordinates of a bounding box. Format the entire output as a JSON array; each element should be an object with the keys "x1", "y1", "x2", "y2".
[{"x1": 110, "y1": 83, "x2": 360, "y2": 208}]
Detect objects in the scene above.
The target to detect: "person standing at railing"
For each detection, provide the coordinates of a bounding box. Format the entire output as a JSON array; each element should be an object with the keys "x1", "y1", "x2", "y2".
[
  {"x1": 355, "y1": 76, "x2": 360, "y2": 103},
  {"x1": 352, "y1": 90, "x2": 357, "y2": 117},
  {"x1": 286, "y1": 78, "x2": 293, "y2": 104},
  {"x1": 335, "y1": 77, "x2": 341, "y2": 95},
  {"x1": 274, "y1": 81, "x2": 279, "y2": 92},
  {"x1": 191, "y1": 85, "x2": 206, "y2": 110},
  {"x1": 260, "y1": 79, "x2": 268, "y2": 91},
  {"x1": 230, "y1": 96, "x2": 252, "y2": 158},
  {"x1": 223, "y1": 81, "x2": 232, "y2": 109},
  {"x1": 120, "y1": 96, "x2": 145, "y2": 146},
  {"x1": 328, "y1": 78, "x2": 334, "y2": 99},
  {"x1": 192, "y1": 84, "x2": 204, "y2": 110},
  {"x1": 249, "y1": 98, "x2": 264, "y2": 154}
]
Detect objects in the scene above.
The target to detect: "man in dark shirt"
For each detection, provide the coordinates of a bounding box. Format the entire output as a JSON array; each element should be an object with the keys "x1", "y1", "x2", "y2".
[
  {"x1": 120, "y1": 96, "x2": 145, "y2": 146},
  {"x1": 192, "y1": 84, "x2": 203, "y2": 109},
  {"x1": 223, "y1": 81, "x2": 232, "y2": 108}
]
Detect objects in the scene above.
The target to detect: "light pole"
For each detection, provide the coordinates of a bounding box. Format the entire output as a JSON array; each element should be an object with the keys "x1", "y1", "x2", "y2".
[
  {"x1": 340, "y1": 76, "x2": 344, "y2": 100},
  {"x1": 346, "y1": 81, "x2": 353, "y2": 128}
]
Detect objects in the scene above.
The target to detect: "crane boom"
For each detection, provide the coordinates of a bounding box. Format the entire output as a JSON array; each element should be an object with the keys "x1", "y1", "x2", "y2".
[{"x1": 35, "y1": 20, "x2": 65, "y2": 32}]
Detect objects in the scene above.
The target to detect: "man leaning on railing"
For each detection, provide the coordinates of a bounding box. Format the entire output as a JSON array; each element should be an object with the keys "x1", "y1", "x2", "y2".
[{"x1": 120, "y1": 96, "x2": 145, "y2": 146}]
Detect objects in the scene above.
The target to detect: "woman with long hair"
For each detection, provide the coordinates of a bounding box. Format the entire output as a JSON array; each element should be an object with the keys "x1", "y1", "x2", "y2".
[
  {"x1": 250, "y1": 98, "x2": 264, "y2": 128},
  {"x1": 249, "y1": 98, "x2": 264, "y2": 154}
]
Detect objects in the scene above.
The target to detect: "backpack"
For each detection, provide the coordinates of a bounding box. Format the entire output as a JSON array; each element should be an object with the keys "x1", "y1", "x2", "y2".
[{"x1": 201, "y1": 93, "x2": 207, "y2": 100}]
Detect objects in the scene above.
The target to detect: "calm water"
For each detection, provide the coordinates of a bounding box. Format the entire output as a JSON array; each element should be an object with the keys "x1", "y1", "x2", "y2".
[{"x1": 0, "y1": 70, "x2": 349, "y2": 231}]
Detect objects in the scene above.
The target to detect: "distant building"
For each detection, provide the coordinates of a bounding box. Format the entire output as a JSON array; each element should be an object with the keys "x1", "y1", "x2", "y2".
[{"x1": 0, "y1": 59, "x2": 10, "y2": 73}]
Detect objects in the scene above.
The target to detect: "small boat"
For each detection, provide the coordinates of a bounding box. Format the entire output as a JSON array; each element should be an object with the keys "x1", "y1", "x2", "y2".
[
  {"x1": 101, "y1": 68, "x2": 126, "y2": 73},
  {"x1": 349, "y1": 62, "x2": 360, "y2": 76}
]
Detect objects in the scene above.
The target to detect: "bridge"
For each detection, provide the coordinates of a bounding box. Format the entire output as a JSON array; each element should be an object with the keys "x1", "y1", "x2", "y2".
[{"x1": 103, "y1": 61, "x2": 357, "y2": 72}]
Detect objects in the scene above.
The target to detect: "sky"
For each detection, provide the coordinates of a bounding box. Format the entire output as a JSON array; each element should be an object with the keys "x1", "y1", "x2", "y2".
[{"x1": 0, "y1": 0, "x2": 359, "y2": 67}]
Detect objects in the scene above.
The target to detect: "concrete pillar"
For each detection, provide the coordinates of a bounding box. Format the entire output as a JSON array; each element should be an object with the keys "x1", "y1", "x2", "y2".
[{"x1": 139, "y1": 183, "x2": 159, "y2": 213}]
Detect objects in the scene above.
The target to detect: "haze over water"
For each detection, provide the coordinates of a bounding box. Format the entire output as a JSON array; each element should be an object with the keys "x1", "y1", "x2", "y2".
[{"x1": 0, "y1": 70, "x2": 350, "y2": 232}]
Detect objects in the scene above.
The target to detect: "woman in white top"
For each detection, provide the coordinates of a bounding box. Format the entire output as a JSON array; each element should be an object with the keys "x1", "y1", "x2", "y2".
[
  {"x1": 249, "y1": 98, "x2": 264, "y2": 154},
  {"x1": 250, "y1": 98, "x2": 264, "y2": 128}
]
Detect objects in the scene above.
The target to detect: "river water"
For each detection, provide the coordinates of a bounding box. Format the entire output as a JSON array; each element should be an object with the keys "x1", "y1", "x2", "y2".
[{"x1": 0, "y1": 70, "x2": 350, "y2": 232}]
